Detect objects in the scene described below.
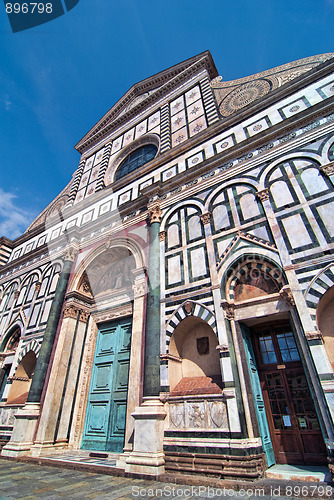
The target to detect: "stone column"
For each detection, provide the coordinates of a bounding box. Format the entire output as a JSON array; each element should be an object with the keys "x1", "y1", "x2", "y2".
[
  {"x1": 2, "y1": 246, "x2": 76, "y2": 458},
  {"x1": 143, "y1": 204, "x2": 162, "y2": 398},
  {"x1": 125, "y1": 198, "x2": 166, "y2": 475}
]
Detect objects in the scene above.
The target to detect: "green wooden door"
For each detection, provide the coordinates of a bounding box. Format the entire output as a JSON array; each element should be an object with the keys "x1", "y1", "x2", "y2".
[
  {"x1": 241, "y1": 324, "x2": 275, "y2": 467},
  {"x1": 81, "y1": 318, "x2": 132, "y2": 452}
]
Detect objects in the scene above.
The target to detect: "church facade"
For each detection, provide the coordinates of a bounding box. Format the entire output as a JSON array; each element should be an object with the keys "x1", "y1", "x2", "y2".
[{"x1": 1, "y1": 51, "x2": 334, "y2": 479}]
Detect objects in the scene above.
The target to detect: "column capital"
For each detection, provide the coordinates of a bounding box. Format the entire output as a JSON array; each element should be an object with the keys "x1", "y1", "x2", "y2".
[
  {"x1": 148, "y1": 205, "x2": 163, "y2": 224},
  {"x1": 200, "y1": 212, "x2": 211, "y2": 225},
  {"x1": 305, "y1": 330, "x2": 323, "y2": 342},
  {"x1": 159, "y1": 230, "x2": 166, "y2": 241},
  {"x1": 279, "y1": 285, "x2": 295, "y2": 307},
  {"x1": 64, "y1": 245, "x2": 77, "y2": 262},
  {"x1": 256, "y1": 188, "x2": 270, "y2": 202},
  {"x1": 35, "y1": 282, "x2": 41, "y2": 293},
  {"x1": 63, "y1": 304, "x2": 80, "y2": 320},
  {"x1": 221, "y1": 300, "x2": 235, "y2": 320},
  {"x1": 320, "y1": 162, "x2": 334, "y2": 177}
]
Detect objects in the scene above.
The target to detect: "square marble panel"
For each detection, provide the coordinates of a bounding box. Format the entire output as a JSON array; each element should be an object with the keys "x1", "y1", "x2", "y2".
[
  {"x1": 51, "y1": 228, "x2": 61, "y2": 240},
  {"x1": 316, "y1": 81, "x2": 334, "y2": 100},
  {"x1": 170, "y1": 96, "x2": 184, "y2": 116},
  {"x1": 84, "y1": 155, "x2": 94, "y2": 172},
  {"x1": 85, "y1": 181, "x2": 97, "y2": 197},
  {"x1": 148, "y1": 111, "x2": 160, "y2": 130},
  {"x1": 66, "y1": 219, "x2": 77, "y2": 230},
  {"x1": 135, "y1": 120, "x2": 147, "y2": 138},
  {"x1": 189, "y1": 115, "x2": 207, "y2": 137},
  {"x1": 162, "y1": 165, "x2": 178, "y2": 182},
  {"x1": 214, "y1": 135, "x2": 235, "y2": 153},
  {"x1": 186, "y1": 151, "x2": 204, "y2": 168},
  {"x1": 123, "y1": 129, "x2": 134, "y2": 146},
  {"x1": 94, "y1": 148, "x2": 104, "y2": 165},
  {"x1": 75, "y1": 188, "x2": 86, "y2": 204},
  {"x1": 172, "y1": 127, "x2": 188, "y2": 147},
  {"x1": 112, "y1": 137, "x2": 123, "y2": 153},
  {"x1": 78, "y1": 171, "x2": 90, "y2": 190},
  {"x1": 186, "y1": 99, "x2": 204, "y2": 123},
  {"x1": 171, "y1": 110, "x2": 186, "y2": 132},
  {"x1": 245, "y1": 117, "x2": 270, "y2": 137},
  {"x1": 82, "y1": 210, "x2": 93, "y2": 225},
  {"x1": 279, "y1": 98, "x2": 309, "y2": 119},
  {"x1": 90, "y1": 165, "x2": 100, "y2": 183},
  {"x1": 37, "y1": 235, "x2": 47, "y2": 247},
  {"x1": 139, "y1": 178, "x2": 153, "y2": 191},
  {"x1": 118, "y1": 190, "x2": 132, "y2": 206},
  {"x1": 185, "y1": 85, "x2": 201, "y2": 105},
  {"x1": 99, "y1": 201, "x2": 112, "y2": 216}
]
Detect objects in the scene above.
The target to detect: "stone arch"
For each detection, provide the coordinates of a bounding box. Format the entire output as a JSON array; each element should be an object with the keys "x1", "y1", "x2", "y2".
[
  {"x1": 317, "y1": 285, "x2": 334, "y2": 370},
  {"x1": 17, "y1": 339, "x2": 41, "y2": 363},
  {"x1": 6, "y1": 350, "x2": 37, "y2": 405},
  {"x1": 259, "y1": 154, "x2": 323, "y2": 190},
  {"x1": 305, "y1": 263, "x2": 334, "y2": 330},
  {"x1": 160, "y1": 200, "x2": 204, "y2": 232},
  {"x1": 0, "y1": 324, "x2": 22, "y2": 353},
  {"x1": 69, "y1": 236, "x2": 145, "y2": 294},
  {"x1": 320, "y1": 136, "x2": 334, "y2": 163},
  {"x1": 204, "y1": 178, "x2": 259, "y2": 212},
  {"x1": 166, "y1": 300, "x2": 217, "y2": 348}
]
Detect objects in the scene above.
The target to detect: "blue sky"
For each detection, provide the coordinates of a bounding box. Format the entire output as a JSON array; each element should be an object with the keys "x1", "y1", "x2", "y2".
[{"x1": 1, "y1": 0, "x2": 334, "y2": 239}]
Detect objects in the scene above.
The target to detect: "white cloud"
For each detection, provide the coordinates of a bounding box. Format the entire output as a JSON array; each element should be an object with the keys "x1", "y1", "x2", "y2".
[
  {"x1": 0, "y1": 189, "x2": 36, "y2": 240},
  {"x1": 4, "y1": 94, "x2": 12, "y2": 111}
]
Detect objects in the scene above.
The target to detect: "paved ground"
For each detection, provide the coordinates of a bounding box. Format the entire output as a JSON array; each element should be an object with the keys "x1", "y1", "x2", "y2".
[{"x1": 0, "y1": 458, "x2": 333, "y2": 500}]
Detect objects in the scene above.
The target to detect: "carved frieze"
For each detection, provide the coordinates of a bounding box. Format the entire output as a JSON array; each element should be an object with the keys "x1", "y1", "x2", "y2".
[{"x1": 167, "y1": 397, "x2": 229, "y2": 431}]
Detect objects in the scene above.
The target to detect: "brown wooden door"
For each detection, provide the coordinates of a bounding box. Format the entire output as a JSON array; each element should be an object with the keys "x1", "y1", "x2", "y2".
[{"x1": 252, "y1": 324, "x2": 327, "y2": 465}]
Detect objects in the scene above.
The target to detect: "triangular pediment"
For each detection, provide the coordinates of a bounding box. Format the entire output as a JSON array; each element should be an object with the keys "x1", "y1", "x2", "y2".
[
  {"x1": 217, "y1": 231, "x2": 277, "y2": 271},
  {"x1": 75, "y1": 51, "x2": 218, "y2": 153}
]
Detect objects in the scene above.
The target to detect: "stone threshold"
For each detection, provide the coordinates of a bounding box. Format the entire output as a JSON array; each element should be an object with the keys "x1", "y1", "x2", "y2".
[{"x1": 265, "y1": 464, "x2": 332, "y2": 483}]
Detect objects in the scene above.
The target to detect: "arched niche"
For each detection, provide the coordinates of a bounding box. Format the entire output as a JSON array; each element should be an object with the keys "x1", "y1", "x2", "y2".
[
  {"x1": 6, "y1": 350, "x2": 36, "y2": 405},
  {"x1": 317, "y1": 285, "x2": 334, "y2": 370},
  {"x1": 168, "y1": 316, "x2": 222, "y2": 394}
]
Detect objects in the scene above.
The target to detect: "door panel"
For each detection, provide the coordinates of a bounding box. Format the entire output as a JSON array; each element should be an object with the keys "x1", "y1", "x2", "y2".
[
  {"x1": 253, "y1": 323, "x2": 327, "y2": 465},
  {"x1": 81, "y1": 318, "x2": 132, "y2": 452}
]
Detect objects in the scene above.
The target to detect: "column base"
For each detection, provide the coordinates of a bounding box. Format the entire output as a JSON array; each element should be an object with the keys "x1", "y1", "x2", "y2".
[
  {"x1": 1, "y1": 403, "x2": 40, "y2": 458},
  {"x1": 125, "y1": 397, "x2": 166, "y2": 475},
  {"x1": 125, "y1": 451, "x2": 165, "y2": 475}
]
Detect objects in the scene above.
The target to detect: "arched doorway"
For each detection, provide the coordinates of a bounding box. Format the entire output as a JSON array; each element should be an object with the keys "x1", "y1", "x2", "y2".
[
  {"x1": 226, "y1": 257, "x2": 327, "y2": 465},
  {"x1": 79, "y1": 247, "x2": 136, "y2": 453}
]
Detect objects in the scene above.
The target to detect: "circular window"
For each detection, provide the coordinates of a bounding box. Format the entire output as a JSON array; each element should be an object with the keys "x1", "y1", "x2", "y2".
[{"x1": 115, "y1": 144, "x2": 158, "y2": 180}]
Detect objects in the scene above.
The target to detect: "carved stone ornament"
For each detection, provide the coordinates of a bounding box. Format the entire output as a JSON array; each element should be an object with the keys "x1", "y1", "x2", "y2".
[
  {"x1": 184, "y1": 301, "x2": 193, "y2": 314},
  {"x1": 105, "y1": 236, "x2": 113, "y2": 249},
  {"x1": 63, "y1": 304, "x2": 80, "y2": 319},
  {"x1": 320, "y1": 162, "x2": 334, "y2": 177},
  {"x1": 256, "y1": 188, "x2": 270, "y2": 202},
  {"x1": 35, "y1": 282, "x2": 41, "y2": 292},
  {"x1": 148, "y1": 206, "x2": 162, "y2": 224},
  {"x1": 64, "y1": 245, "x2": 77, "y2": 262},
  {"x1": 305, "y1": 330, "x2": 323, "y2": 342},
  {"x1": 159, "y1": 230, "x2": 166, "y2": 242},
  {"x1": 279, "y1": 285, "x2": 295, "y2": 307},
  {"x1": 14, "y1": 291, "x2": 20, "y2": 300},
  {"x1": 221, "y1": 300, "x2": 235, "y2": 320},
  {"x1": 79, "y1": 309, "x2": 90, "y2": 323},
  {"x1": 132, "y1": 281, "x2": 146, "y2": 298},
  {"x1": 200, "y1": 212, "x2": 211, "y2": 225}
]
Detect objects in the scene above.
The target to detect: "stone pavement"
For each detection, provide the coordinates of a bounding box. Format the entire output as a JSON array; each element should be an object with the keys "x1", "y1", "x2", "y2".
[{"x1": 0, "y1": 458, "x2": 333, "y2": 500}]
